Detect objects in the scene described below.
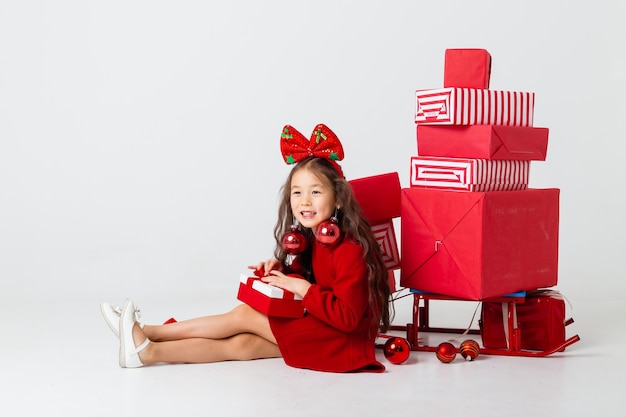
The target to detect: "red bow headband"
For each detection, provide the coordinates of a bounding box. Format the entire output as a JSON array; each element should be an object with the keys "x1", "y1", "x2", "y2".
[{"x1": 280, "y1": 124, "x2": 345, "y2": 176}]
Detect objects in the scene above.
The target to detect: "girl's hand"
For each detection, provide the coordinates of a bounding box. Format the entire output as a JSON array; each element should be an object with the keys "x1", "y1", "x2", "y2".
[
  {"x1": 247, "y1": 258, "x2": 283, "y2": 277},
  {"x1": 261, "y1": 270, "x2": 312, "y2": 299}
]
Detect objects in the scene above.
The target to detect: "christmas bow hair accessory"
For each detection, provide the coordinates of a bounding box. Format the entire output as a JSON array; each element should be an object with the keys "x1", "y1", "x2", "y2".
[{"x1": 280, "y1": 124, "x2": 345, "y2": 177}]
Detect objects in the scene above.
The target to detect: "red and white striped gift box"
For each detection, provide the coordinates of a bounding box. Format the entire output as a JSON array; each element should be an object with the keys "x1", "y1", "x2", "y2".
[
  {"x1": 371, "y1": 221, "x2": 400, "y2": 270},
  {"x1": 410, "y1": 156, "x2": 530, "y2": 191},
  {"x1": 415, "y1": 87, "x2": 535, "y2": 126}
]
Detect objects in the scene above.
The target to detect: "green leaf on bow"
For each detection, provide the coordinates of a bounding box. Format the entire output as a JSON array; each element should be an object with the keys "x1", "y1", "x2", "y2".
[
  {"x1": 314, "y1": 128, "x2": 327, "y2": 143},
  {"x1": 281, "y1": 128, "x2": 293, "y2": 140},
  {"x1": 285, "y1": 155, "x2": 296, "y2": 164}
]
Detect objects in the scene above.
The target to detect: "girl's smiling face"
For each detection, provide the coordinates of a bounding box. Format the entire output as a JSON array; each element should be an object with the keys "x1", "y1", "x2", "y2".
[{"x1": 290, "y1": 168, "x2": 336, "y2": 232}]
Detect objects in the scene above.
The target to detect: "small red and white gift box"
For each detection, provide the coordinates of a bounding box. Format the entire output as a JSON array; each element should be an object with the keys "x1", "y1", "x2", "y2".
[
  {"x1": 410, "y1": 156, "x2": 530, "y2": 192},
  {"x1": 237, "y1": 274, "x2": 304, "y2": 318},
  {"x1": 415, "y1": 87, "x2": 535, "y2": 126},
  {"x1": 370, "y1": 221, "x2": 400, "y2": 270}
]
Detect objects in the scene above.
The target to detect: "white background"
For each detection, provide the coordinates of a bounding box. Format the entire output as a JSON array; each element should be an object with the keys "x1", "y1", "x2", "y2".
[
  {"x1": 1, "y1": 1, "x2": 624, "y2": 310},
  {"x1": 1, "y1": 2, "x2": 624, "y2": 416}
]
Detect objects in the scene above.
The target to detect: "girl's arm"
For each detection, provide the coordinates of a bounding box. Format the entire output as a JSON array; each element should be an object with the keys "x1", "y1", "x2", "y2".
[{"x1": 301, "y1": 243, "x2": 370, "y2": 332}]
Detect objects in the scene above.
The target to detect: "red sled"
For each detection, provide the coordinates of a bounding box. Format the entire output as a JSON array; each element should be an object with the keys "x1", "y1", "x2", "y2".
[{"x1": 386, "y1": 291, "x2": 580, "y2": 358}]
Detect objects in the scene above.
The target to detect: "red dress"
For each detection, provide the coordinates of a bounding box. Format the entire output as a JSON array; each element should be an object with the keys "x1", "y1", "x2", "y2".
[{"x1": 269, "y1": 238, "x2": 385, "y2": 373}]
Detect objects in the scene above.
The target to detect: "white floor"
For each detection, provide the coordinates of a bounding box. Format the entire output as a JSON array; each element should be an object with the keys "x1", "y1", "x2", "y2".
[{"x1": 1, "y1": 288, "x2": 622, "y2": 417}]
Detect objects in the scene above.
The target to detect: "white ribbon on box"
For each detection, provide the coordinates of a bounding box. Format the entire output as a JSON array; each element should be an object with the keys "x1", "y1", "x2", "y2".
[{"x1": 239, "y1": 274, "x2": 303, "y2": 300}]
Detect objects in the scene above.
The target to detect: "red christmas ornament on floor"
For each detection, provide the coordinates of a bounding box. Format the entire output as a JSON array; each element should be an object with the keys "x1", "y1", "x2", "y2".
[
  {"x1": 282, "y1": 227, "x2": 308, "y2": 254},
  {"x1": 460, "y1": 339, "x2": 480, "y2": 361},
  {"x1": 314, "y1": 218, "x2": 341, "y2": 246},
  {"x1": 383, "y1": 337, "x2": 411, "y2": 364},
  {"x1": 436, "y1": 342, "x2": 457, "y2": 363}
]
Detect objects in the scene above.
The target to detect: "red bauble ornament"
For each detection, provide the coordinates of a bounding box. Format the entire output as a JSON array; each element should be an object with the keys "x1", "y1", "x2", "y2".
[
  {"x1": 436, "y1": 342, "x2": 457, "y2": 363},
  {"x1": 383, "y1": 337, "x2": 411, "y2": 365},
  {"x1": 281, "y1": 227, "x2": 308, "y2": 255},
  {"x1": 314, "y1": 218, "x2": 341, "y2": 246},
  {"x1": 460, "y1": 339, "x2": 480, "y2": 361}
]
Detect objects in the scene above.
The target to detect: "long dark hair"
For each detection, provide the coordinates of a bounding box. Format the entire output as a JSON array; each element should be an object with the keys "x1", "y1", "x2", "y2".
[{"x1": 273, "y1": 157, "x2": 392, "y2": 332}]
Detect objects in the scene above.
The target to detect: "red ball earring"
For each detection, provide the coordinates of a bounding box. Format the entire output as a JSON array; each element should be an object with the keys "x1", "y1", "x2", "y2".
[
  {"x1": 281, "y1": 219, "x2": 308, "y2": 255},
  {"x1": 314, "y1": 209, "x2": 342, "y2": 247}
]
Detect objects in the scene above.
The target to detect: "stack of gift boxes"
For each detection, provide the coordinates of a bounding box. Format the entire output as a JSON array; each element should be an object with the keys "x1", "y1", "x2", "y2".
[
  {"x1": 400, "y1": 49, "x2": 568, "y2": 350},
  {"x1": 236, "y1": 48, "x2": 572, "y2": 352}
]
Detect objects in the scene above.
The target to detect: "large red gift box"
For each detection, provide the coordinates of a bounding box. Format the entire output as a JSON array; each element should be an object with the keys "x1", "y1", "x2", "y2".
[
  {"x1": 480, "y1": 289, "x2": 569, "y2": 351},
  {"x1": 444, "y1": 48, "x2": 492, "y2": 89},
  {"x1": 416, "y1": 125, "x2": 549, "y2": 161},
  {"x1": 237, "y1": 275, "x2": 304, "y2": 318},
  {"x1": 410, "y1": 156, "x2": 530, "y2": 192},
  {"x1": 400, "y1": 188, "x2": 559, "y2": 300},
  {"x1": 415, "y1": 87, "x2": 535, "y2": 126}
]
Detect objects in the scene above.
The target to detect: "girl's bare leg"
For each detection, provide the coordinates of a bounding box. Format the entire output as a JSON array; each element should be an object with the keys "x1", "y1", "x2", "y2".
[
  {"x1": 143, "y1": 304, "x2": 276, "y2": 343},
  {"x1": 137, "y1": 328, "x2": 281, "y2": 364},
  {"x1": 130, "y1": 304, "x2": 281, "y2": 364}
]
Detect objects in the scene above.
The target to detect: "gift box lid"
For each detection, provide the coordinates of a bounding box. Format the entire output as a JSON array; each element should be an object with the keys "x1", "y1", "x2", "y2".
[{"x1": 239, "y1": 274, "x2": 303, "y2": 300}]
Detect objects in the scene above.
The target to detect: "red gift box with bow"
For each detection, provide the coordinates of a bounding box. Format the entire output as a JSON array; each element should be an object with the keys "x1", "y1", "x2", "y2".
[{"x1": 237, "y1": 274, "x2": 305, "y2": 318}]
